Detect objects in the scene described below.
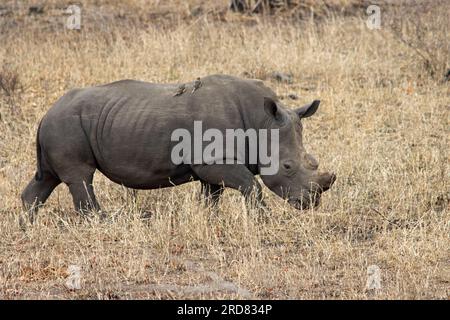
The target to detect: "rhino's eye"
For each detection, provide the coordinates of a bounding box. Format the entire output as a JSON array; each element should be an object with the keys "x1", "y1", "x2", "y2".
[
  {"x1": 283, "y1": 162, "x2": 292, "y2": 170},
  {"x1": 282, "y1": 161, "x2": 297, "y2": 176}
]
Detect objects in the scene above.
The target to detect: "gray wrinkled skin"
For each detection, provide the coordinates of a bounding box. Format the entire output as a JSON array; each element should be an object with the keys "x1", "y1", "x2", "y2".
[{"x1": 21, "y1": 74, "x2": 335, "y2": 220}]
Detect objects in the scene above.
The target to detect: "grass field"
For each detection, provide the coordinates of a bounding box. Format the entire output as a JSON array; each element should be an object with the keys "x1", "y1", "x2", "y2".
[{"x1": 0, "y1": 0, "x2": 448, "y2": 299}]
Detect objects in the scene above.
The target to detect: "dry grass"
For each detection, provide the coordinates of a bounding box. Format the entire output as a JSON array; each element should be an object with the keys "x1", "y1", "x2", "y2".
[{"x1": 0, "y1": 0, "x2": 449, "y2": 299}]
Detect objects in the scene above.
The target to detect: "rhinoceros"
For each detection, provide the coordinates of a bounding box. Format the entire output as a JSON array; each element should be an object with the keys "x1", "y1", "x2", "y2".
[{"x1": 21, "y1": 74, "x2": 335, "y2": 220}]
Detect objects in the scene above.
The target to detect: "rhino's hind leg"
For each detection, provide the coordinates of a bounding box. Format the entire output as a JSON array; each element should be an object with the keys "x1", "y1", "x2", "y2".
[
  {"x1": 21, "y1": 172, "x2": 61, "y2": 223},
  {"x1": 41, "y1": 119, "x2": 101, "y2": 216},
  {"x1": 66, "y1": 170, "x2": 101, "y2": 214}
]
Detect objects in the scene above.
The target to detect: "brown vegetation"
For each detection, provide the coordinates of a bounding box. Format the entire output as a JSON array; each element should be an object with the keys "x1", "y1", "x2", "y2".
[{"x1": 0, "y1": 0, "x2": 448, "y2": 299}]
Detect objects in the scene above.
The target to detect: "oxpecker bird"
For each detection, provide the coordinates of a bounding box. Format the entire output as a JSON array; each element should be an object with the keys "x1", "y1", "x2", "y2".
[
  {"x1": 192, "y1": 77, "x2": 202, "y2": 93},
  {"x1": 173, "y1": 84, "x2": 186, "y2": 97}
]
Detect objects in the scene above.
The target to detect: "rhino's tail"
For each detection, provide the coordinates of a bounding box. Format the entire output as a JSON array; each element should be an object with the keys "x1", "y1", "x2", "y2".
[{"x1": 34, "y1": 120, "x2": 43, "y2": 181}]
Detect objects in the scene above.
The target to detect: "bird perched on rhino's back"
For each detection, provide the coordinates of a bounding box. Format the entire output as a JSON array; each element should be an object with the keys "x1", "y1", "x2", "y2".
[
  {"x1": 173, "y1": 83, "x2": 186, "y2": 97},
  {"x1": 192, "y1": 77, "x2": 202, "y2": 93}
]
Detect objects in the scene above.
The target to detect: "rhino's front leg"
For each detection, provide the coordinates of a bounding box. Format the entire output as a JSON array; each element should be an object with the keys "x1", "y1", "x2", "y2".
[
  {"x1": 192, "y1": 164, "x2": 266, "y2": 209},
  {"x1": 200, "y1": 181, "x2": 224, "y2": 207}
]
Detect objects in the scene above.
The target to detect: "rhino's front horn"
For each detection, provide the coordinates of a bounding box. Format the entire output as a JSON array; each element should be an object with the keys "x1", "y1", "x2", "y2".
[{"x1": 317, "y1": 172, "x2": 336, "y2": 192}]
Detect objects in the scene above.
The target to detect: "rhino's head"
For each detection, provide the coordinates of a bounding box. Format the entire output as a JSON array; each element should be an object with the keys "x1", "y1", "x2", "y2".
[{"x1": 259, "y1": 97, "x2": 336, "y2": 210}]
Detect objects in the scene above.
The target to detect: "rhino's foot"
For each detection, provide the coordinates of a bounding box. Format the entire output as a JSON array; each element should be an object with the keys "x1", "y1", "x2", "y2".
[
  {"x1": 21, "y1": 172, "x2": 61, "y2": 225},
  {"x1": 200, "y1": 181, "x2": 224, "y2": 208},
  {"x1": 67, "y1": 179, "x2": 101, "y2": 213}
]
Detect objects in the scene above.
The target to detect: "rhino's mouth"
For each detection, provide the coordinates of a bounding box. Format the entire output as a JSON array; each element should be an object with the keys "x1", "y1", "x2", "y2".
[
  {"x1": 286, "y1": 174, "x2": 336, "y2": 210},
  {"x1": 288, "y1": 192, "x2": 321, "y2": 210}
]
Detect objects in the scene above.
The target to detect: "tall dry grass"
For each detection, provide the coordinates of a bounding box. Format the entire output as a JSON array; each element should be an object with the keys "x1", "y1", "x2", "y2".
[{"x1": 0, "y1": 0, "x2": 448, "y2": 299}]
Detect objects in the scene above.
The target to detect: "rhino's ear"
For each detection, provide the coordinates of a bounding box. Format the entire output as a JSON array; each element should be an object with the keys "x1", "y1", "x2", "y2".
[
  {"x1": 295, "y1": 100, "x2": 320, "y2": 118},
  {"x1": 264, "y1": 97, "x2": 284, "y2": 122}
]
